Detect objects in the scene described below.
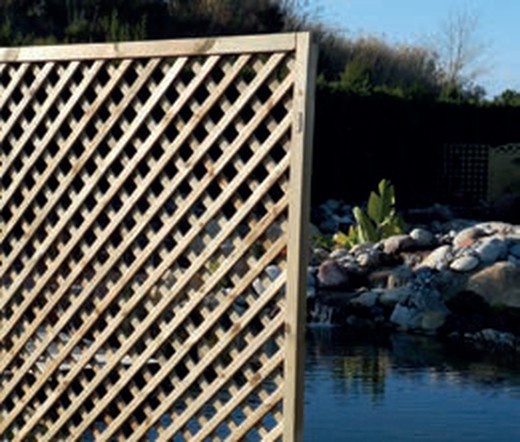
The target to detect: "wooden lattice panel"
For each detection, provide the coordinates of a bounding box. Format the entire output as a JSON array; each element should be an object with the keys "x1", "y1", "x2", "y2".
[
  {"x1": 0, "y1": 34, "x2": 316, "y2": 441},
  {"x1": 442, "y1": 143, "x2": 489, "y2": 203}
]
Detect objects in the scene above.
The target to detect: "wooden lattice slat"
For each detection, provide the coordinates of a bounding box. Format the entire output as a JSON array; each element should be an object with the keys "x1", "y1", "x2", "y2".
[{"x1": 0, "y1": 33, "x2": 316, "y2": 441}]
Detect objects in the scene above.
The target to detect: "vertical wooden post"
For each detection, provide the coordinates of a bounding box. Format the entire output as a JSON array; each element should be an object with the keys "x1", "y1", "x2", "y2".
[{"x1": 284, "y1": 32, "x2": 318, "y2": 442}]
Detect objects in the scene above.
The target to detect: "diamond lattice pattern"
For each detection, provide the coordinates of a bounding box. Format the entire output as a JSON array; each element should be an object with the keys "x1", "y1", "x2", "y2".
[{"x1": 0, "y1": 42, "x2": 299, "y2": 441}]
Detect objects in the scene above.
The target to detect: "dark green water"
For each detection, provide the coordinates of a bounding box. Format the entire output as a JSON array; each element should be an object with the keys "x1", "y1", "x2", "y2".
[{"x1": 304, "y1": 328, "x2": 520, "y2": 442}]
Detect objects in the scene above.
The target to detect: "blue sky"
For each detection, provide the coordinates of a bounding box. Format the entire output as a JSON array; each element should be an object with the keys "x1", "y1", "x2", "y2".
[{"x1": 308, "y1": 0, "x2": 520, "y2": 97}]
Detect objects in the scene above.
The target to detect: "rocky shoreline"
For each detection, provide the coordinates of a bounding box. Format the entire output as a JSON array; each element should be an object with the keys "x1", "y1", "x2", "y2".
[{"x1": 307, "y1": 200, "x2": 520, "y2": 353}]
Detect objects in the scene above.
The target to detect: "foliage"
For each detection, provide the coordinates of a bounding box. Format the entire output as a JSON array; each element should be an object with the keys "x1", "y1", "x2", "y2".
[
  {"x1": 493, "y1": 89, "x2": 520, "y2": 107},
  {"x1": 311, "y1": 234, "x2": 335, "y2": 250},
  {"x1": 334, "y1": 179, "x2": 404, "y2": 248},
  {"x1": 433, "y1": 8, "x2": 489, "y2": 96},
  {"x1": 332, "y1": 36, "x2": 443, "y2": 100},
  {"x1": 0, "y1": 0, "x2": 501, "y2": 104}
]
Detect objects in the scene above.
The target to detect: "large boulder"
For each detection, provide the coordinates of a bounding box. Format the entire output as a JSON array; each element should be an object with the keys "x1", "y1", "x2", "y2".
[
  {"x1": 466, "y1": 262, "x2": 520, "y2": 308},
  {"x1": 419, "y1": 245, "x2": 452, "y2": 270},
  {"x1": 473, "y1": 237, "x2": 508, "y2": 264},
  {"x1": 449, "y1": 255, "x2": 480, "y2": 272},
  {"x1": 383, "y1": 234, "x2": 415, "y2": 254},
  {"x1": 317, "y1": 259, "x2": 351, "y2": 289},
  {"x1": 390, "y1": 288, "x2": 449, "y2": 333},
  {"x1": 453, "y1": 226, "x2": 486, "y2": 249},
  {"x1": 409, "y1": 228, "x2": 436, "y2": 248}
]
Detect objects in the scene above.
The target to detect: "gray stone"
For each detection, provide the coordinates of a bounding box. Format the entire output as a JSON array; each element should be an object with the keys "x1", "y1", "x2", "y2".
[
  {"x1": 252, "y1": 278, "x2": 265, "y2": 296},
  {"x1": 453, "y1": 226, "x2": 485, "y2": 249},
  {"x1": 420, "y1": 245, "x2": 452, "y2": 270},
  {"x1": 317, "y1": 259, "x2": 350, "y2": 288},
  {"x1": 329, "y1": 248, "x2": 349, "y2": 260},
  {"x1": 449, "y1": 255, "x2": 480, "y2": 272},
  {"x1": 379, "y1": 287, "x2": 412, "y2": 307},
  {"x1": 410, "y1": 228, "x2": 435, "y2": 248},
  {"x1": 350, "y1": 242, "x2": 376, "y2": 256},
  {"x1": 508, "y1": 255, "x2": 520, "y2": 266},
  {"x1": 307, "y1": 272, "x2": 317, "y2": 288},
  {"x1": 466, "y1": 262, "x2": 520, "y2": 308},
  {"x1": 509, "y1": 243, "x2": 520, "y2": 258},
  {"x1": 351, "y1": 291, "x2": 379, "y2": 308},
  {"x1": 477, "y1": 329, "x2": 516, "y2": 349},
  {"x1": 265, "y1": 265, "x2": 282, "y2": 281},
  {"x1": 312, "y1": 247, "x2": 330, "y2": 263},
  {"x1": 206, "y1": 219, "x2": 221, "y2": 238},
  {"x1": 478, "y1": 221, "x2": 514, "y2": 236},
  {"x1": 473, "y1": 237, "x2": 508, "y2": 264},
  {"x1": 356, "y1": 250, "x2": 382, "y2": 268},
  {"x1": 390, "y1": 288, "x2": 449, "y2": 333},
  {"x1": 388, "y1": 265, "x2": 413, "y2": 288},
  {"x1": 383, "y1": 235, "x2": 415, "y2": 254}
]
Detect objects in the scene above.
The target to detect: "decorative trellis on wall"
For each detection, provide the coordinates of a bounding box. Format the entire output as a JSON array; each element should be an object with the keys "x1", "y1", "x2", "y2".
[
  {"x1": 0, "y1": 33, "x2": 316, "y2": 441},
  {"x1": 442, "y1": 144, "x2": 489, "y2": 203}
]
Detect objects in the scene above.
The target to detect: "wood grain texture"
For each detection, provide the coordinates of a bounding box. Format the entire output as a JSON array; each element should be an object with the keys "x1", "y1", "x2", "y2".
[{"x1": 0, "y1": 33, "x2": 316, "y2": 441}]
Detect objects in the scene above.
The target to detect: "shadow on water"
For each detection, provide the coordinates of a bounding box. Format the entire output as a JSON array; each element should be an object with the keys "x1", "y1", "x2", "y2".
[{"x1": 304, "y1": 328, "x2": 520, "y2": 442}]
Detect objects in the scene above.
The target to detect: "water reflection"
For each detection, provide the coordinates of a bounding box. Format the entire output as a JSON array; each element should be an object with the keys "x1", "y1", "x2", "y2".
[{"x1": 304, "y1": 328, "x2": 520, "y2": 441}]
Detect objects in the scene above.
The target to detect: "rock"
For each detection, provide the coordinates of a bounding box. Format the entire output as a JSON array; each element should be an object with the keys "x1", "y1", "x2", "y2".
[
  {"x1": 312, "y1": 247, "x2": 330, "y2": 264},
  {"x1": 449, "y1": 255, "x2": 480, "y2": 272},
  {"x1": 252, "y1": 278, "x2": 265, "y2": 296},
  {"x1": 420, "y1": 311, "x2": 449, "y2": 331},
  {"x1": 356, "y1": 250, "x2": 382, "y2": 268},
  {"x1": 510, "y1": 243, "x2": 520, "y2": 258},
  {"x1": 379, "y1": 287, "x2": 412, "y2": 307},
  {"x1": 409, "y1": 228, "x2": 435, "y2": 248},
  {"x1": 307, "y1": 271, "x2": 317, "y2": 288},
  {"x1": 350, "y1": 242, "x2": 376, "y2": 256},
  {"x1": 474, "y1": 328, "x2": 517, "y2": 350},
  {"x1": 329, "y1": 248, "x2": 349, "y2": 260},
  {"x1": 453, "y1": 226, "x2": 485, "y2": 249},
  {"x1": 265, "y1": 265, "x2": 282, "y2": 281},
  {"x1": 419, "y1": 245, "x2": 452, "y2": 270},
  {"x1": 390, "y1": 288, "x2": 449, "y2": 333},
  {"x1": 413, "y1": 265, "x2": 434, "y2": 284},
  {"x1": 317, "y1": 260, "x2": 350, "y2": 289},
  {"x1": 401, "y1": 251, "x2": 426, "y2": 268},
  {"x1": 388, "y1": 265, "x2": 413, "y2": 288},
  {"x1": 508, "y1": 254, "x2": 520, "y2": 266},
  {"x1": 466, "y1": 262, "x2": 520, "y2": 308},
  {"x1": 383, "y1": 235, "x2": 415, "y2": 254},
  {"x1": 351, "y1": 291, "x2": 379, "y2": 308},
  {"x1": 368, "y1": 269, "x2": 393, "y2": 288},
  {"x1": 435, "y1": 271, "x2": 469, "y2": 302},
  {"x1": 478, "y1": 221, "x2": 514, "y2": 236},
  {"x1": 473, "y1": 237, "x2": 508, "y2": 264}
]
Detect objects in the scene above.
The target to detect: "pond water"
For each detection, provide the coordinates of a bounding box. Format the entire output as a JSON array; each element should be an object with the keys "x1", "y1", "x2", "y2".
[{"x1": 304, "y1": 327, "x2": 520, "y2": 442}]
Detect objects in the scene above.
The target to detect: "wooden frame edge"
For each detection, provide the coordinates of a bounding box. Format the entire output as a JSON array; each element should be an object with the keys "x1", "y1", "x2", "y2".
[
  {"x1": 284, "y1": 32, "x2": 318, "y2": 442},
  {"x1": 0, "y1": 33, "x2": 297, "y2": 63}
]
